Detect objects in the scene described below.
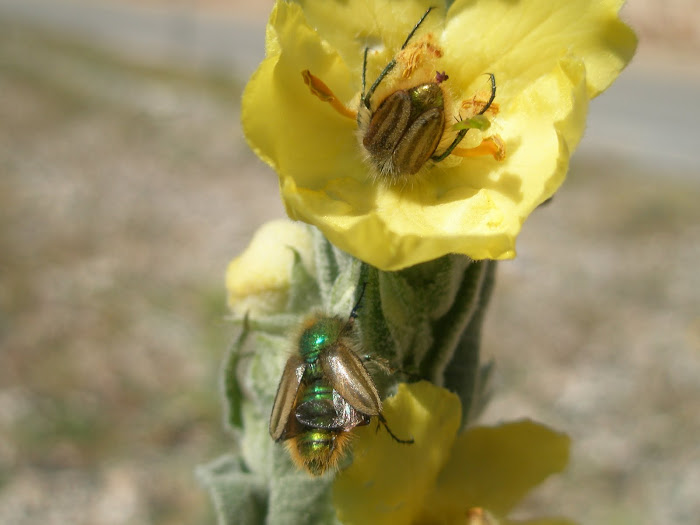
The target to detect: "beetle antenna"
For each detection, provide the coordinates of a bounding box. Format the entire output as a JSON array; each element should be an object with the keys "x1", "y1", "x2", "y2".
[{"x1": 379, "y1": 414, "x2": 414, "y2": 444}]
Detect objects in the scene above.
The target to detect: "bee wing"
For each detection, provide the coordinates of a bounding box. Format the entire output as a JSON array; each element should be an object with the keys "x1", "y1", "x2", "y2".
[
  {"x1": 269, "y1": 354, "x2": 306, "y2": 441},
  {"x1": 332, "y1": 390, "x2": 372, "y2": 430},
  {"x1": 321, "y1": 344, "x2": 381, "y2": 416}
]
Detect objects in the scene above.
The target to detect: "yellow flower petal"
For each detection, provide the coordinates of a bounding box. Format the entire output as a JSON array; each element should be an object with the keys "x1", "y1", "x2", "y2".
[
  {"x1": 333, "y1": 382, "x2": 462, "y2": 525},
  {"x1": 243, "y1": 0, "x2": 636, "y2": 270},
  {"x1": 429, "y1": 420, "x2": 570, "y2": 520},
  {"x1": 242, "y1": 2, "x2": 358, "y2": 184},
  {"x1": 505, "y1": 518, "x2": 577, "y2": 525},
  {"x1": 226, "y1": 219, "x2": 314, "y2": 316},
  {"x1": 282, "y1": 55, "x2": 588, "y2": 269},
  {"x1": 333, "y1": 384, "x2": 572, "y2": 525},
  {"x1": 296, "y1": 0, "x2": 441, "y2": 74},
  {"x1": 443, "y1": 0, "x2": 637, "y2": 100}
]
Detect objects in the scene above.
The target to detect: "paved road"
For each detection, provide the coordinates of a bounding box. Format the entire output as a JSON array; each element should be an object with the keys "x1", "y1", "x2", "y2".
[
  {"x1": 581, "y1": 64, "x2": 700, "y2": 173},
  {"x1": 0, "y1": 0, "x2": 268, "y2": 74},
  {"x1": 2, "y1": 0, "x2": 698, "y2": 173}
]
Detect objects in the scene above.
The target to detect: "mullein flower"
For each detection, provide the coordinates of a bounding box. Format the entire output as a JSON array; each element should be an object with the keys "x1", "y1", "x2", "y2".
[
  {"x1": 334, "y1": 382, "x2": 573, "y2": 525},
  {"x1": 242, "y1": 0, "x2": 636, "y2": 270},
  {"x1": 203, "y1": 225, "x2": 572, "y2": 524}
]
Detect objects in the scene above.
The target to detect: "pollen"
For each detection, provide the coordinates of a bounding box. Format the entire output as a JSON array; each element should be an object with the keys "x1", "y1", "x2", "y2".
[
  {"x1": 397, "y1": 34, "x2": 443, "y2": 80},
  {"x1": 302, "y1": 69, "x2": 357, "y2": 120},
  {"x1": 462, "y1": 98, "x2": 500, "y2": 118}
]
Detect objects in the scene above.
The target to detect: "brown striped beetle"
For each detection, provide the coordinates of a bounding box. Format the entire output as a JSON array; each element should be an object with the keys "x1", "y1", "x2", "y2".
[{"x1": 302, "y1": 7, "x2": 501, "y2": 184}]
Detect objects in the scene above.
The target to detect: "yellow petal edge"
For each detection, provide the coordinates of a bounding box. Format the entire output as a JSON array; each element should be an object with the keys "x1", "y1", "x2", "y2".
[
  {"x1": 242, "y1": 0, "x2": 637, "y2": 270},
  {"x1": 333, "y1": 382, "x2": 572, "y2": 525}
]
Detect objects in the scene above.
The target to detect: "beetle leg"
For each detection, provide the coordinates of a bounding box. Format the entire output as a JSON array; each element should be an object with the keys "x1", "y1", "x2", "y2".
[
  {"x1": 432, "y1": 73, "x2": 498, "y2": 163},
  {"x1": 363, "y1": 58, "x2": 397, "y2": 110},
  {"x1": 475, "y1": 73, "x2": 497, "y2": 116},
  {"x1": 360, "y1": 48, "x2": 368, "y2": 101},
  {"x1": 362, "y1": 7, "x2": 434, "y2": 110},
  {"x1": 360, "y1": 354, "x2": 394, "y2": 375},
  {"x1": 431, "y1": 127, "x2": 468, "y2": 162},
  {"x1": 378, "y1": 414, "x2": 414, "y2": 444},
  {"x1": 302, "y1": 70, "x2": 357, "y2": 120},
  {"x1": 349, "y1": 282, "x2": 367, "y2": 320},
  {"x1": 401, "y1": 7, "x2": 434, "y2": 50},
  {"x1": 453, "y1": 135, "x2": 506, "y2": 161},
  {"x1": 465, "y1": 507, "x2": 498, "y2": 525}
]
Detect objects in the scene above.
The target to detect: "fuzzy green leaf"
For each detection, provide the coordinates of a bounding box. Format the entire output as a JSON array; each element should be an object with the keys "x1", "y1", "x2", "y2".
[{"x1": 196, "y1": 455, "x2": 268, "y2": 525}]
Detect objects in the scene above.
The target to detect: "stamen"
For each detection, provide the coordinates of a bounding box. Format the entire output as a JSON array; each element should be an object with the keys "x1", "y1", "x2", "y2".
[
  {"x1": 462, "y1": 99, "x2": 499, "y2": 117},
  {"x1": 399, "y1": 36, "x2": 442, "y2": 80},
  {"x1": 453, "y1": 135, "x2": 506, "y2": 161},
  {"x1": 302, "y1": 70, "x2": 357, "y2": 120},
  {"x1": 435, "y1": 70, "x2": 449, "y2": 83}
]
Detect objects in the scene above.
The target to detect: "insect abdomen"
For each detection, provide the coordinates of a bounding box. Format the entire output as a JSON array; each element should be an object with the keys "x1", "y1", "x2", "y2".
[
  {"x1": 295, "y1": 374, "x2": 338, "y2": 429},
  {"x1": 288, "y1": 374, "x2": 349, "y2": 475},
  {"x1": 288, "y1": 427, "x2": 354, "y2": 476}
]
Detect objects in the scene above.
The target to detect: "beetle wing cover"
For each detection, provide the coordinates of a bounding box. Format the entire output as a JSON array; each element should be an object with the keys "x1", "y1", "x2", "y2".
[
  {"x1": 269, "y1": 354, "x2": 306, "y2": 441},
  {"x1": 393, "y1": 107, "x2": 444, "y2": 175},
  {"x1": 332, "y1": 389, "x2": 371, "y2": 430},
  {"x1": 321, "y1": 343, "x2": 381, "y2": 416},
  {"x1": 363, "y1": 90, "x2": 412, "y2": 157}
]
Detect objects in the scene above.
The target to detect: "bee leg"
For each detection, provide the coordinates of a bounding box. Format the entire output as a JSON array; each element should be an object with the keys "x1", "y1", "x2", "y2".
[
  {"x1": 360, "y1": 355, "x2": 397, "y2": 377},
  {"x1": 378, "y1": 414, "x2": 414, "y2": 444},
  {"x1": 349, "y1": 282, "x2": 368, "y2": 320}
]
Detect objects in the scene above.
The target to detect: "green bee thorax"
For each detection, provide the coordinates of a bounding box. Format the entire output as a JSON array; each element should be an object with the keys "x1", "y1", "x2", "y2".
[
  {"x1": 303, "y1": 360, "x2": 326, "y2": 381},
  {"x1": 298, "y1": 316, "x2": 346, "y2": 363}
]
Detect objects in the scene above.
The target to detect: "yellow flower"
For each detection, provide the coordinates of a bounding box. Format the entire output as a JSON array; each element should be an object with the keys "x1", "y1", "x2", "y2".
[
  {"x1": 226, "y1": 219, "x2": 314, "y2": 316},
  {"x1": 243, "y1": 0, "x2": 636, "y2": 271},
  {"x1": 333, "y1": 382, "x2": 573, "y2": 525}
]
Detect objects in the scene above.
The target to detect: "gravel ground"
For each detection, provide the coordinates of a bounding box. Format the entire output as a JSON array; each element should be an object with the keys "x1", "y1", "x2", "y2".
[
  {"x1": 0, "y1": 20, "x2": 283, "y2": 524},
  {"x1": 1, "y1": 2, "x2": 699, "y2": 524},
  {"x1": 481, "y1": 155, "x2": 700, "y2": 524}
]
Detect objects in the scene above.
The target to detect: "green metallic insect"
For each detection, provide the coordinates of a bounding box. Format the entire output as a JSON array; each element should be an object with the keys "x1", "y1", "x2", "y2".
[
  {"x1": 358, "y1": 7, "x2": 497, "y2": 178},
  {"x1": 269, "y1": 289, "x2": 412, "y2": 476}
]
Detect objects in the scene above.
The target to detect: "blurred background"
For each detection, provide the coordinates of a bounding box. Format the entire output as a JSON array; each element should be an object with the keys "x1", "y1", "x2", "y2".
[{"x1": 0, "y1": 0, "x2": 698, "y2": 523}]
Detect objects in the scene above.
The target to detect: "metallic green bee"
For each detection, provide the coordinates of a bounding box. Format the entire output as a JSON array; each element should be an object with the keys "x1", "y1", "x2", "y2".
[{"x1": 269, "y1": 291, "x2": 412, "y2": 476}]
